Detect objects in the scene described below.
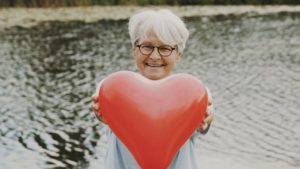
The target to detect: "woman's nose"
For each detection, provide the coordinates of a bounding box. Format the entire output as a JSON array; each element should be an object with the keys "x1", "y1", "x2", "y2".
[{"x1": 149, "y1": 48, "x2": 161, "y2": 60}]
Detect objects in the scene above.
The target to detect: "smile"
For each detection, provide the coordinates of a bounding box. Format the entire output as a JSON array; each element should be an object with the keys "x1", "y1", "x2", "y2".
[{"x1": 145, "y1": 63, "x2": 165, "y2": 67}]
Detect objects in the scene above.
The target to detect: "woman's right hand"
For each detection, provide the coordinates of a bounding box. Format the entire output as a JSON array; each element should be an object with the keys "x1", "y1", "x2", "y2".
[{"x1": 91, "y1": 95, "x2": 106, "y2": 124}]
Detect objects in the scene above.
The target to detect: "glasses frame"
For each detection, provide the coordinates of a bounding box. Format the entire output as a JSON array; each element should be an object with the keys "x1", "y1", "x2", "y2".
[{"x1": 135, "y1": 42, "x2": 176, "y2": 57}]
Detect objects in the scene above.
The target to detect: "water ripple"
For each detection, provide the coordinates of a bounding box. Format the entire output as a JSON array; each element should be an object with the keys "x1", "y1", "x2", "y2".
[{"x1": 0, "y1": 13, "x2": 300, "y2": 168}]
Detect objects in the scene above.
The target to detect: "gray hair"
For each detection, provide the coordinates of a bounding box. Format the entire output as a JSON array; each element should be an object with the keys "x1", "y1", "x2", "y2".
[{"x1": 128, "y1": 9, "x2": 189, "y2": 53}]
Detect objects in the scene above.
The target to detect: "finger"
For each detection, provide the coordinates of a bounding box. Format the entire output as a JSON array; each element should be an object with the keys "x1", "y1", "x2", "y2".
[
  {"x1": 204, "y1": 115, "x2": 213, "y2": 129},
  {"x1": 91, "y1": 95, "x2": 98, "y2": 102},
  {"x1": 204, "y1": 114, "x2": 214, "y2": 124},
  {"x1": 206, "y1": 103, "x2": 215, "y2": 114},
  {"x1": 203, "y1": 123, "x2": 208, "y2": 131},
  {"x1": 204, "y1": 115, "x2": 211, "y2": 123},
  {"x1": 93, "y1": 110, "x2": 107, "y2": 124},
  {"x1": 91, "y1": 103, "x2": 99, "y2": 112},
  {"x1": 200, "y1": 122, "x2": 208, "y2": 131},
  {"x1": 92, "y1": 102, "x2": 98, "y2": 109}
]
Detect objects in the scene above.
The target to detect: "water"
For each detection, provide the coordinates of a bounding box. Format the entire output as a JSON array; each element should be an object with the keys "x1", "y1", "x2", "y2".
[{"x1": 0, "y1": 13, "x2": 300, "y2": 169}]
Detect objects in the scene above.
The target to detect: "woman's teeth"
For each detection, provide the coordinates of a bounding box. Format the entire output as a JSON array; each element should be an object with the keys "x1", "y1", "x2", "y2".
[{"x1": 146, "y1": 63, "x2": 164, "y2": 67}]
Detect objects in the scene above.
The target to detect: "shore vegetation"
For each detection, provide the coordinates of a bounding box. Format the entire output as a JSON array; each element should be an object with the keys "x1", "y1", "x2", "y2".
[{"x1": 0, "y1": 0, "x2": 299, "y2": 7}]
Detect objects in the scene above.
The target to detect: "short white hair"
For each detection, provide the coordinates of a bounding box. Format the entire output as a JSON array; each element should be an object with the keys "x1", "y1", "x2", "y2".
[{"x1": 128, "y1": 9, "x2": 189, "y2": 53}]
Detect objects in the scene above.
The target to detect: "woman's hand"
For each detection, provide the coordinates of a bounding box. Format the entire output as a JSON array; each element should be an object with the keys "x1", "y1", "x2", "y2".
[
  {"x1": 198, "y1": 101, "x2": 214, "y2": 133},
  {"x1": 91, "y1": 95, "x2": 106, "y2": 124},
  {"x1": 91, "y1": 94, "x2": 214, "y2": 128}
]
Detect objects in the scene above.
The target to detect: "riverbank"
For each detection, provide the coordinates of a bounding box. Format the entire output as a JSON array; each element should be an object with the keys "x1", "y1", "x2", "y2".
[{"x1": 1, "y1": 5, "x2": 300, "y2": 29}]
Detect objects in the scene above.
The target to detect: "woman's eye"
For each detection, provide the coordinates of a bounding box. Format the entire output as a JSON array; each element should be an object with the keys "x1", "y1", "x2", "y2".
[
  {"x1": 160, "y1": 47, "x2": 171, "y2": 51},
  {"x1": 142, "y1": 46, "x2": 154, "y2": 50}
]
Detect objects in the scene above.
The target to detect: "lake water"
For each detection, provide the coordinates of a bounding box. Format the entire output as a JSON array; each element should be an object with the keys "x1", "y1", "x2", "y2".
[{"x1": 0, "y1": 12, "x2": 300, "y2": 169}]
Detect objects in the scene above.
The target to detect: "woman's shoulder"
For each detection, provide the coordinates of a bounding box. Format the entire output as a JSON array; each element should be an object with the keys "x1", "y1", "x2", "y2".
[{"x1": 99, "y1": 123, "x2": 113, "y2": 136}]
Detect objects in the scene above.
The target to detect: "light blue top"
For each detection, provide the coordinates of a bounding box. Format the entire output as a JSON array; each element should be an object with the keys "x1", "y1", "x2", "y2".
[
  {"x1": 100, "y1": 125, "x2": 205, "y2": 169},
  {"x1": 95, "y1": 79, "x2": 214, "y2": 169}
]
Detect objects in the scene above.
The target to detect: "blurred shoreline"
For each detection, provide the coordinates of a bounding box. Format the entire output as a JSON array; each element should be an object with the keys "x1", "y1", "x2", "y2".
[{"x1": 1, "y1": 5, "x2": 300, "y2": 29}]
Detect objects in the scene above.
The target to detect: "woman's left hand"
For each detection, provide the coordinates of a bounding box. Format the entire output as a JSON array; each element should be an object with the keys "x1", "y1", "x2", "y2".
[{"x1": 198, "y1": 101, "x2": 214, "y2": 133}]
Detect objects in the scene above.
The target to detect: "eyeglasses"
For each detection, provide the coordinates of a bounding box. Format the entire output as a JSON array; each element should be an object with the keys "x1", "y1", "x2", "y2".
[{"x1": 136, "y1": 43, "x2": 176, "y2": 57}]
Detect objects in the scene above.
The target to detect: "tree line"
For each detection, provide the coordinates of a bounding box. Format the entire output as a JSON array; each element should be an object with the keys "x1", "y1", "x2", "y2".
[{"x1": 0, "y1": 0, "x2": 299, "y2": 7}]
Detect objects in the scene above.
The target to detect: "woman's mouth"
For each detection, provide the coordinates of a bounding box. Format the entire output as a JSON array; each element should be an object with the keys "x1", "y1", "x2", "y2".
[{"x1": 145, "y1": 63, "x2": 165, "y2": 67}]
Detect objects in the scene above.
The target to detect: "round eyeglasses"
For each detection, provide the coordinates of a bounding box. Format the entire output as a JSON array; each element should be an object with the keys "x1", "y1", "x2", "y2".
[{"x1": 136, "y1": 44, "x2": 176, "y2": 57}]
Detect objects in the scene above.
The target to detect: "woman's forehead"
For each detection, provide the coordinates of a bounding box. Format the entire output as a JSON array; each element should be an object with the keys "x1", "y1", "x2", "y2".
[{"x1": 138, "y1": 31, "x2": 174, "y2": 46}]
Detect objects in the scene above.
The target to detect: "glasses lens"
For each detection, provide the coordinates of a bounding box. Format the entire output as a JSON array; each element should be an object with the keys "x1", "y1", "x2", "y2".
[
  {"x1": 158, "y1": 46, "x2": 173, "y2": 56},
  {"x1": 140, "y1": 45, "x2": 154, "y2": 55},
  {"x1": 138, "y1": 44, "x2": 174, "y2": 57}
]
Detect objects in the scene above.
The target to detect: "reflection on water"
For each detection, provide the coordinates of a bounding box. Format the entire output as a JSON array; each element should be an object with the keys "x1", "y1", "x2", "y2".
[{"x1": 0, "y1": 13, "x2": 300, "y2": 169}]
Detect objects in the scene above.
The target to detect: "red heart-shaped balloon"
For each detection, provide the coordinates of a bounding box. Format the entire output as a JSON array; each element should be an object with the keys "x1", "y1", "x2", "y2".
[{"x1": 99, "y1": 71, "x2": 208, "y2": 169}]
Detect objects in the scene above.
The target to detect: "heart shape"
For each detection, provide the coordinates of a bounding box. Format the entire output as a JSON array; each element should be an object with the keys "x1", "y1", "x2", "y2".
[{"x1": 99, "y1": 71, "x2": 208, "y2": 169}]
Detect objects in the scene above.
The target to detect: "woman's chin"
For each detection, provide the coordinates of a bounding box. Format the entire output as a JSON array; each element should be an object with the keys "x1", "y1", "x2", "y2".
[
  {"x1": 140, "y1": 66, "x2": 170, "y2": 80},
  {"x1": 143, "y1": 72, "x2": 166, "y2": 80}
]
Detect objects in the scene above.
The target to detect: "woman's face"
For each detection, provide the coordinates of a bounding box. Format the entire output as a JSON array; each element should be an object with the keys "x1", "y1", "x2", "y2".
[{"x1": 132, "y1": 32, "x2": 180, "y2": 80}]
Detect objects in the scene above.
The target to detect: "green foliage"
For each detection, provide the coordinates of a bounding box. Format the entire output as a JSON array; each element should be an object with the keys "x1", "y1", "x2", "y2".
[{"x1": 0, "y1": 0, "x2": 299, "y2": 7}]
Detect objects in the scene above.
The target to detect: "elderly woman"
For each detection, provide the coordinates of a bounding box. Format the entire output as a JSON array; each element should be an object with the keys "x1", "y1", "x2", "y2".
[{"x1": 92, "y1": 9, "x2": 214, "y2": 169}]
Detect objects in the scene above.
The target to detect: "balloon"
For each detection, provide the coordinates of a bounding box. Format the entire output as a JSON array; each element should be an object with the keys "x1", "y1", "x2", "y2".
[{"x1": 98, "y1": 71, "x2": 208, "y2": 169}]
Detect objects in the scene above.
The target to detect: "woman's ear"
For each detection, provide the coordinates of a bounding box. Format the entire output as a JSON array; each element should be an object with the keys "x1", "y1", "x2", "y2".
[
  {"x1": 132, "y1": 47, "x2": 137, "y2": 58},
  {"x1": 131, "y1": 47, "x2": 134, "y2": 55},
  {"x1": 132, "y1": 41, "x2": 138, "y2": 58},
  {"x1": 175, "y1": 53, "x2": 181, "y2": 65}
]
